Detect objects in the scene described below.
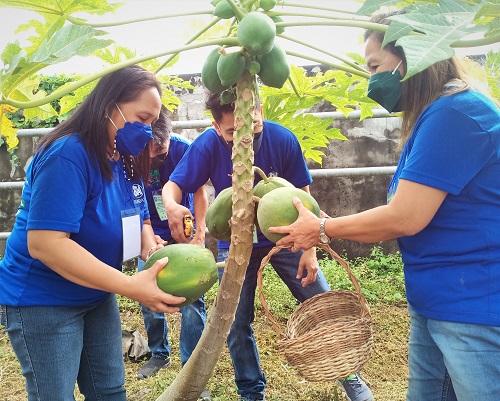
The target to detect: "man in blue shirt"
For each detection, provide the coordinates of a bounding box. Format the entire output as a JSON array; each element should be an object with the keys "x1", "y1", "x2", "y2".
[{"x1": 162, "y1": 93, "x2": 373, "y2": 401}]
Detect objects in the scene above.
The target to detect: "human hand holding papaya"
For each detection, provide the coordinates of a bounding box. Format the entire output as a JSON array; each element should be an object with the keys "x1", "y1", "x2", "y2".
[
  {"x1": 270, "y1": 197, "x2": 322, "y2": 250},
  {"x1": 131, "y1": 257, "x2": 185, "y2": 313}
]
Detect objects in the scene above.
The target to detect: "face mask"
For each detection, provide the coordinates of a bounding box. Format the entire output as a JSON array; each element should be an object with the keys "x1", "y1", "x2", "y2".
[
  {"x1": 367, "y1": 60, "x2": 404, "y2": 113},
  {"x1": 151, "y1": 153, "x2": 167, "y2": 169},
  {"x1": 108, "y1": 104, "x2": 153, "y2": 157}
]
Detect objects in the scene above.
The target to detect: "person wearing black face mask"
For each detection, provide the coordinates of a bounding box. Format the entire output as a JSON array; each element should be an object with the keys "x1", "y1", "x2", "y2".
[
  {"x1": 162, "y1": 93, "x2": 373, "y2": 401},
  {"x1": 134, "y1": 107, "x2": 211, "y2": 400},
  {"x1": 269, "y1": 10, "x2": 500, "y2": 401}
]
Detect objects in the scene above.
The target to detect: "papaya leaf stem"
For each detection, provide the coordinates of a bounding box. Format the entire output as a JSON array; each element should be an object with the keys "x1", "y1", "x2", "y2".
[
  {"x1": 225, "y1": 0, "x2": 245, "y2": 21},
  {"x1": 66, "y1": 10, "x2": 214, "y2": 28},
  {"x1": 1, "y1": 37, "x2": 240, "y2": 109},
  {"x1": 279, "y1": 34, "x2": 368, "y2": 74}
]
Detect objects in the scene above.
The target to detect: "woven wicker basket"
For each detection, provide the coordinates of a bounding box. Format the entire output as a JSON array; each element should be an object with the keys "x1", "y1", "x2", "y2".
[{"x1": 257, "y1": 244, "x2": 374, "y2": 382}]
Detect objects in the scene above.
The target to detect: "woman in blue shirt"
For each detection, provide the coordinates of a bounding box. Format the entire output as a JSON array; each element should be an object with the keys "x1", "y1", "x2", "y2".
[
  {"x1": 270, "y1": 11, "x2": 500, "y2": 401},
  {"x1": 0, "y1": 65, "x2": 184, "y2": 401}
]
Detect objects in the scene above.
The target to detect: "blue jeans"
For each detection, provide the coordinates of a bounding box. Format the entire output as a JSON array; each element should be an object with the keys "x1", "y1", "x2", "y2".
[
  {"x1": 407, "y1": 305, "x2": 500, "y2": 401},
  {"x1": 138, "y1": 258, "x2": 207, "y2": 365},
  {"x1": 218, "y1": 246, "x2": 331, "y2": 399},
  {"x1": 4, "y1": 294, "x2": 125, "y2": 401}
]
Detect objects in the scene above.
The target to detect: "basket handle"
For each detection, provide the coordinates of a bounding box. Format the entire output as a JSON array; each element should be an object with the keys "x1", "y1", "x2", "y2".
[{"x1": 257, "y1": 244, "x2": 371, "y2": 339}]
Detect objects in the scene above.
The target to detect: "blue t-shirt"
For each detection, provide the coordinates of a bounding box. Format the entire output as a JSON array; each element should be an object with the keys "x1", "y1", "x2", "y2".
[
  {"x1": 145, "y1": 134, "x2": 194, "y2": 241},
  {"x1": 0, "y1": 134, "x2": 149, "y2": 307},
  {"x1": 169, "y1": 120, "x2": 312, "y2": 248},
  {"x1": 389, "y1": 90, "x2": 500, "y2": 326}
]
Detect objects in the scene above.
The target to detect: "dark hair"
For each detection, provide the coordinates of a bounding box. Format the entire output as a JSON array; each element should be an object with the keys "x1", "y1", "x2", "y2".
[
  {"x1": 136, "y1": 105, "x2": 172, "y2": 183},
  {"x1": 364, "y1": 11, "x2": 469, "y2": 147},
  {"x1": 37, "y1": 65, "x2": 162, "y2": 181},
  {"x1": 205, "y1": 92, "x2": 261, "y2": 123}
]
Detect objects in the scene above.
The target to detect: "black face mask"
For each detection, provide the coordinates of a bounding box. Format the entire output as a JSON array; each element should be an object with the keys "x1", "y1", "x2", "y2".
[
  {"x1": 151, "y1": 153, "x2": 167, "y2": 170},
  {"x1": 218, "y1": 131, "x2": 264, "y2": 154}
]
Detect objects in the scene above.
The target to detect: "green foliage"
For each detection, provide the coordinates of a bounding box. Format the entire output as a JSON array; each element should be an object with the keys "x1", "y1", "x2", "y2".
[
  {"x1": 319, "y1": 246, "x2": 406, "y2": 305},
  {"x1": 486, "y1": 49, "x2": 500, "y2": 101},
  {"x1": 6, "y1": 74, "x2": 75, "y2": 129},
  {"x1": 260, "y1": 65, "x2": 378, "y2": 164}
]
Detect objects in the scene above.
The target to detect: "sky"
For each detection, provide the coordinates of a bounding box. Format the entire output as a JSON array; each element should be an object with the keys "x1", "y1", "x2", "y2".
[{"x1": 0, "y1": 0, "x2": 366, "y2": 76}]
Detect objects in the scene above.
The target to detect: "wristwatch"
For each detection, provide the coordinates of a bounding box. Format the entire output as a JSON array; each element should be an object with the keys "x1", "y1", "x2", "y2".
[{"x1": 319, "y1": 217, "x2": 330, "y2": 244}]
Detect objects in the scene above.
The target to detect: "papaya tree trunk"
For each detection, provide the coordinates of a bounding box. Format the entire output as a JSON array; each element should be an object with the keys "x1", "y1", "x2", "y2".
[{"x1": 156, "y1": 71, "x2": 258, "y2": 401}]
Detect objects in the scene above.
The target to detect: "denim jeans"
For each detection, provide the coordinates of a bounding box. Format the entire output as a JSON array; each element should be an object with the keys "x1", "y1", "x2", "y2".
[
  {"x1": 5, "y1": 294, "x2": 126, "y2": 401},
  {"x1": 218, "y1": 246, "x2": 331, "y2": 399},
  {"x1": 138, "y1": 258, "x2": 207, "y2": 365},
  {"x1": 407, "y1": 305, "x2": 500, "y2": 401}
]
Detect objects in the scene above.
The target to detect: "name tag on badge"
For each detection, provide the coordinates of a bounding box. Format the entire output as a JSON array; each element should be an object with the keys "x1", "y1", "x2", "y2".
[
  {"x1": 152, "y1": 190, "x2": 168, "y2": 221},
  {"x1": 121, "y1": 209, "x2": 141, "y2": 262},
  {"x1": 253, "y1": 224, "x2": 258, "y2": 243}
]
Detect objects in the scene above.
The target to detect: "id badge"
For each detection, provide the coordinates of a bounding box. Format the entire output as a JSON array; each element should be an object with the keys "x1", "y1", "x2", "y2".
[
  {"x1": 253, "y1": 224, "x2": 258, "y2": 243},
  {"x1": 121, "y1": 209, "x2": 141, "y2": 262},
  {"x1": 152, "y1": 190, "x2": 168, "y2": 221}
]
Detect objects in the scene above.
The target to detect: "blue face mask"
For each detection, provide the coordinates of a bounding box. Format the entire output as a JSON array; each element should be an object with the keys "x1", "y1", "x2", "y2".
[
  {"x1": 367, "y1": 60, "x2": 404, "y2": 113},
  {"x1": 108, "y1": 104, "x2": 153, "y2": 157}
]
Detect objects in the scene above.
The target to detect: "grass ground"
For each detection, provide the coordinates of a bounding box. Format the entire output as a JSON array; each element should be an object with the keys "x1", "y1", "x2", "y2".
[{"x1": 0, "y1": 247, "x2": 409, "y2": 401}]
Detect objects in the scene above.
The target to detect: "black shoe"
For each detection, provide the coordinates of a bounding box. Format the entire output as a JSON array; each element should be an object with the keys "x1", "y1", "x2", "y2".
[{"x1": 136, "y1": 356, "x2": 171, "y2": 379}]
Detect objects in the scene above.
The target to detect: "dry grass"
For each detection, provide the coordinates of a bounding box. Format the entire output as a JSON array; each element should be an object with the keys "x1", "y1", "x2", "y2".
[{"x1": 0, "y1": 301, "x2": 409, "y2": 401}]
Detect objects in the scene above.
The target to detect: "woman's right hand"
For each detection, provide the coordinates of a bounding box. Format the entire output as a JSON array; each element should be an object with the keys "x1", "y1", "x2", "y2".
[{"x1": 129, "y1": 256, "x2": 185, "y2": 313}]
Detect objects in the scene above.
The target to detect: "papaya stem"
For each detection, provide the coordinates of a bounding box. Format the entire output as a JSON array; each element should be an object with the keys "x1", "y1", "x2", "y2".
[
  {"x1": 287, "y1": 74, "x2": 301, "y2": 99},
  {"x1": 253, "y1": 166, "x2": 269, "y2": 182},
  {"x1": 225, "y1": 0, "x2": 245, "y2": 21}
]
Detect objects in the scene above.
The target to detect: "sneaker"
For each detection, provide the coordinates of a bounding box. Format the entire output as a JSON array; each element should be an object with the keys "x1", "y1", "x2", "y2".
[
  {"x1": 199, "y1": 388, "x2": 211, "y2": 400},
  {"x1": 136, "y1": 356, "x2": 171, "y2": 379},
  {"x1": 337, "y1": 373, "x2": 374, "y2": 401}
]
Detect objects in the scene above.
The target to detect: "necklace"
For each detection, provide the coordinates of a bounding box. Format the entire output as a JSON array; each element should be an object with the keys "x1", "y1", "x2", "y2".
[{"x1": 121, "y1": 154, "x2": 134, "y2": 181}]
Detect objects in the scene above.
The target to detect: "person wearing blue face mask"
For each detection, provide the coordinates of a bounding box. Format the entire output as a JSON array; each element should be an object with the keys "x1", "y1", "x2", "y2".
[
  {"x1": 162, "y1": 93, "x2": 373, "y2": 401},
  {"x1": 0, "y1": 65, "x2": 186, "y2": 401},
  {"x1": 269, "y1": 10, "x2": 500, "y2": 401}
]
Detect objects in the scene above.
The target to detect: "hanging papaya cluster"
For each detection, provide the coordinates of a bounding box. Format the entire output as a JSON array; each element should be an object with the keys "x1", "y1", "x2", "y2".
[{"x1": 201, "y1": 0, "x2": 290, "y2": 103}]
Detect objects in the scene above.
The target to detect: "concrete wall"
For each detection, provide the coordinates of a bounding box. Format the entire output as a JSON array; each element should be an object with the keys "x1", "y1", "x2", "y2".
[{"x1": 0, "y1": 75, "x2": 402, "y2": 259}]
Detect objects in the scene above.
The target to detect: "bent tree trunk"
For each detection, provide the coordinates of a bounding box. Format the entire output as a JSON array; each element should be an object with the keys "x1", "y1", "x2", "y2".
[{"x1": 156, "y1": 71, "x2": 258, "y2": 401}]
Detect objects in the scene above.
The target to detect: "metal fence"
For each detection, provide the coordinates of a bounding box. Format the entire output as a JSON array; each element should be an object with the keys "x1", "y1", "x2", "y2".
[{"x1": 0, "y1": 109, "x2": 398, "y2": 240}]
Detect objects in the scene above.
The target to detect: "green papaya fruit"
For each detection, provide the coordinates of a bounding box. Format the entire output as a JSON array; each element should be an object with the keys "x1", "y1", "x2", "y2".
[
  {"x1": 213, "y1": 0, "x2": 235, "y2": 19},
  {"x1": 253, "y1": 175, "x2": 294, "y2": 232},
  {"x1": 257, "y1": 187, "x2": 321, "y2": 243},
  {"x1": 257, "y1": 43, "x2": 290, "y2": 88},
  {"x1": 206, "y1": 187, "x2": 233, "y2": 242},
  {"x1": 201, "y1": 47, "x2": 229, "y2": 93},
  {"x1": 271, "y1": 15, "x2": 285, "y2": 34},
  {"x1": 237, "y1": 12, "x2": 276, "y2": 56},
  {"x1": 144, "y1": 244, "x2": 218, "y2": 307},
  {"x1": 259, "y1": 0, "x2": 277, "y2": 11},
  {"x1": 217, "y1": 51, "x2": 246, "y2": 87}
]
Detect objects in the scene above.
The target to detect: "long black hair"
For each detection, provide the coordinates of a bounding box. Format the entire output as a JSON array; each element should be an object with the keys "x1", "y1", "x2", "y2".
[{"x1": 37, "y1": 65, "x2": 162, "y2": 181}]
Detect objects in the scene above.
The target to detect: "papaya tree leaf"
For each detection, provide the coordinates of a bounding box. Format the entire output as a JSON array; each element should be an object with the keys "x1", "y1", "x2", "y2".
[
  {"x1": 94, "y1": 45, "x2": 137, "y2": 65},
  {"x1": 31, "y1": 25, "x2": 113, "y2": 63},
  {"x1": 57, "y1": 80, "x2": 98, "y2": 115},
  {"x1": 17, "y1": 15, "x2": 67, "y2": 55},
  {"x1": 0, "y1": 104, "x2": 18, "y2": 150},
  {"x1": 355, "y1": 0, "x2": 402, "y2": 16},
  {"x1": 389, "y1": 0, "x2": 482, "y2": 78},
  {"x1": 0, "y1": 0, "x2": 119, "y2": 16},
  {"x1": 9, "y1": 78, "x2": 57, "y2": 120}
]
